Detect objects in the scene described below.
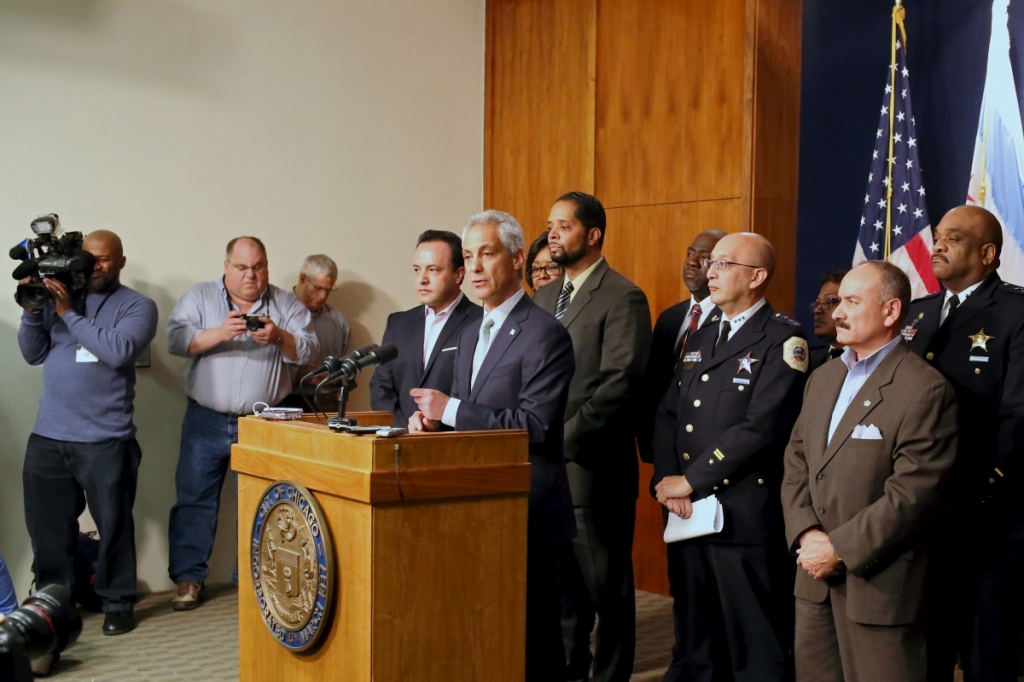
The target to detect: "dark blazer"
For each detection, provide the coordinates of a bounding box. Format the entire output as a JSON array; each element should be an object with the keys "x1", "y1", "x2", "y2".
[
  {"x1": 809, "y1": 345, "x2": 834, "y2": 373},
  {"x1": 651, "y1": 303, "x2": 809, "y2": 544},
  {"x1": 533, "y1": 260, "x2": 653, "y2": 505},
  {"x1": 906, "y1": 273, "x2": 1024, "y2": 532},
  {"x1": 782, "y1": 342, "x2": 958, "y2": 625},
  {"x1": 369, "y1": 295, "x2": 482, "y2": 428},
  {"x1": 638, "y1": 298, "x2": 721, "y2": 463},
  {"x1": 450, "y1": 292, "x2": 577, "y2": 547}
]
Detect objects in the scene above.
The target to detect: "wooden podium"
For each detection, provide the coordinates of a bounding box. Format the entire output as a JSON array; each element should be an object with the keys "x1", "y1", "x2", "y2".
[{"x1": 231, "y1": 412, "x2": 530, "y2": 681}]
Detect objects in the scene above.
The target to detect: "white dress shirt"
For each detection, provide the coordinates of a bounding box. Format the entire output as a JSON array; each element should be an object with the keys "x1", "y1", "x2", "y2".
[
  {"x1": 939, "y1": 280, "x2": 983, "y2": 325},
  {"x1": 423, "y1": 293, "x2": 464, "y2": 364},
  {"x1": 827, "y1": 334, "x2": 902, "y2": 444},
  {"x1": 717, "y1": 297, "x2": 767, "y2": 343},
  {"x1": 566, "y1": 257, "x2": 604, "y2": 302},
  {"x1": 440, "y1": 288, "x2": 527, "y2": 428}
]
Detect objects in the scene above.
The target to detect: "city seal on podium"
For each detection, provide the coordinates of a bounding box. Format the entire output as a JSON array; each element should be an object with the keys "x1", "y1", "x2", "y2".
[{"x1": 251, "y1": 480, "x2": 334, "y2": 652}]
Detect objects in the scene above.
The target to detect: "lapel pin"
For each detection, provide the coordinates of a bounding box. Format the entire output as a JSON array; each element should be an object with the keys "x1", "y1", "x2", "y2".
[
  {"x1": 863, "y1": 400, "x2": 871, "y2": 407},
  {"x1": 509, "y1": 329, "x2": 515, "y2": 336},
  {"x1": 969, "y1": 328, "x2": 993, "y2": 351},
  {"x1": 710, "y1": 315, "x2": 719, "y2": 322}
]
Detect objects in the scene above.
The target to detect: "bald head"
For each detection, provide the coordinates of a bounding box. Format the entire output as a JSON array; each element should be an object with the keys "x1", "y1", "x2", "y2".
[
  {"x1": 83, "y1": 230, "x2": 126, "y2": 292},
  {"x1": 707, "y1": 232, "x2": 777, "y2": 315},
  {"x1": 719, "y1": 232, "x2": 776, "y2": 279},
  {"x1": 932, "y1": 205, "x2": 1002, "y2": 293}
]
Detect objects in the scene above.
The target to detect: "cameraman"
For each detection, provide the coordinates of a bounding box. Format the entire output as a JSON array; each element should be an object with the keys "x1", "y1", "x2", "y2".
[
  {"x1": 18, "y1": 229, "x2": 158, "y2": 637},
  {"x1": 166, "y1": 236, "x2": 316, "y2": 611}
]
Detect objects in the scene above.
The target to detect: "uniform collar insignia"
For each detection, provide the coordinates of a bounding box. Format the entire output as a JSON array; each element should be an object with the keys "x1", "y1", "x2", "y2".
[
  {"x1": 969, "y1": 328, "x2": 994, "y2": 352},
  {"x1": 737, "y1": 352, "x2": 759, "y2": 374}
]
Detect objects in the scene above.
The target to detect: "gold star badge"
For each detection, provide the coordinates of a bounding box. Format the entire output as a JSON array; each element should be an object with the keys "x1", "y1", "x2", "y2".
[{"x1": 969, "y1": 328, "x2": 994, "y2": 351}]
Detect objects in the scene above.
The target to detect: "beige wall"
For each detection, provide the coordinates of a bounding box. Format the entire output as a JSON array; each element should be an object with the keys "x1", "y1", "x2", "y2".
[{"x1": 0, "y1": 0, "x2": 484, "y2": 597}]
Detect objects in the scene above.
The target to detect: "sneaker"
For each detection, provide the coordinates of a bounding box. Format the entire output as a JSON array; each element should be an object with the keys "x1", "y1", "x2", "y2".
[{"x1": 171, "y1": 580, "x2": 203, "y2": 611}]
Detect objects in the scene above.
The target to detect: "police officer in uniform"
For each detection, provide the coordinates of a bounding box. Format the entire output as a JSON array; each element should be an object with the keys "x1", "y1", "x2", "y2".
[
  {"x1": 652, "y1": 232, "x2": 809, "y2": 682},
  {"x1": 905, "y1": 205, "x2": 1024, "y2": 682}
]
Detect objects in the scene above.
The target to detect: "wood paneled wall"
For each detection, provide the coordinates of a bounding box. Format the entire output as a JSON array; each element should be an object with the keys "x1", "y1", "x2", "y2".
[{"x1": 485, "y1": 0, "x2": 802, "y2": 595}]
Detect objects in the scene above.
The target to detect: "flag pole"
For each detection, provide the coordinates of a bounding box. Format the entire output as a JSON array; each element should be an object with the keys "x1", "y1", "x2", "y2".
[{"x1": 885, "y1": 0, "x2": 906, "y2": 260}]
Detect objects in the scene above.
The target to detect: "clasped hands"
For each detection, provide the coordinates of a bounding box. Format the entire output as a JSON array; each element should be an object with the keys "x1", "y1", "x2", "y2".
[
  {"x1": 407, "y1": 388, "x2": 450, "y2": 433},
  {"x1": 796, "y1": 528, "x2": 842, "y2": 579},
  {"x1": 655, "y1": 475, "x2": 695, "y2": 518}
]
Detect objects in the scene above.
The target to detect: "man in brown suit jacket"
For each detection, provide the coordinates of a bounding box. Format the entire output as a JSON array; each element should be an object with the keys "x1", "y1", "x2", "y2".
[{"x1": 782, "y1": 260, "x2": 958, "y2": 682}]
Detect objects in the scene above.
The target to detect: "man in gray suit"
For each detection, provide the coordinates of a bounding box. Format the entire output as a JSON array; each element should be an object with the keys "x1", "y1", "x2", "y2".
[
  {"x1": 534, "y1": 192, "x2": 653, "y2": 682},
  {"x1": 782, "y1": 260, "x2": 958, "y2": 682}
]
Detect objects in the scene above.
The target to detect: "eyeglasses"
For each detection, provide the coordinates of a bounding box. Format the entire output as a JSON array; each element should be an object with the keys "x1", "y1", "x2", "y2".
[
  {"x1": 810, "y1": 296, "x2": 842, "y2": 312},
  {"x1": 531, "y1": 263, "x2": 564, "y2": 277},
  {"x1": 310, "y1": 283, "x2": 337, "y2": 293},
  {"x1": 229, "y1": 261, "x2": 267, "y2": 275},
  {"x1": 700, "y1": 257, "x2": 760, "y2": 271}
]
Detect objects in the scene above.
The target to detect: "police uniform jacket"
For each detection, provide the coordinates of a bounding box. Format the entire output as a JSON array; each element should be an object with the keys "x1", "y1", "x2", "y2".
[
  {"x1": 906, "y1": 272, "x2": 1024, "y2": 536},
  {"x1": 651, "y1": 302, "x2": 809, "y2": 544}
]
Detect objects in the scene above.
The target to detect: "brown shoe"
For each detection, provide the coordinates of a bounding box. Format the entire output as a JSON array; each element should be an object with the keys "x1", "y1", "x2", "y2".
[{"x1": 171, "y1": 580, "x2": 203, "y2": 611}]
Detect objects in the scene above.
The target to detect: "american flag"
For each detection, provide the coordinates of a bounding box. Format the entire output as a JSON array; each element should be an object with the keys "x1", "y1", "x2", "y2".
[{"x1": 854, "y1": 19, "x2": 939, "y2": 299}]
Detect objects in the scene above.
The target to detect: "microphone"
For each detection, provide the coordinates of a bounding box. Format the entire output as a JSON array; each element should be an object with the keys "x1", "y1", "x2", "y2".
[
  {"x1": 301, "y1": 345, "x2": 378, "y2": 383},
  {"x1": 9, "y1": 240, "x2": 30, "y2": 261},
  {"x1": 326, "y1": 343, "x2": 398, "y2": 382},
  {"x1": 12, "y1": 260, "x2": 38, "y2": 280}
]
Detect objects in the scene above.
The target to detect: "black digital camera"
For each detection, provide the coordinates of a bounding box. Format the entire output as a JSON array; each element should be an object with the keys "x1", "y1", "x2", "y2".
[
  {"x1": 0, "y1": 585, "x2": 82, "y2": 682},
  {"x1": 242, "y1": 314, "x2": 266, "y2": 332},
  {"x1": 9, "y1": 214, "x2": 96, "y2": 311}
]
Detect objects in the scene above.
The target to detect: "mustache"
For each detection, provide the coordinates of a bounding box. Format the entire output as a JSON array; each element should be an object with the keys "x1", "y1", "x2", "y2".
[
  {"x1": 835, "y1": 320, "x2": 851, "y2": 330},
  {"x1": 932, "y1": 254, "x2": 948, "y2": 262}
]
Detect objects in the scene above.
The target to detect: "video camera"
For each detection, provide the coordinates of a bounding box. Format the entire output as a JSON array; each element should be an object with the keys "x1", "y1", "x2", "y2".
[
  {"x1": 0, "y1": 584, "x2": 82, "y2": 682},
  {"x1": 9, "y1": 214, "x2": 96, "y2": 311}
]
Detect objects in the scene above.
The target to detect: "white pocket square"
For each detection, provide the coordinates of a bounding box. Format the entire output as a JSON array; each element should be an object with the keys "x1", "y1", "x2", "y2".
[
  {"x1": 441, "y1": 346, "x2": 457, "y2": 352},
  {"x1": 852, "y1": 424, "x2": 883, "y2": 440}
]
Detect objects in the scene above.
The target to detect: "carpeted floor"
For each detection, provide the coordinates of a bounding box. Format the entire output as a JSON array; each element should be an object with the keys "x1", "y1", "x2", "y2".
[{"x1": 44, "y1": 586, "x2": 676, "y2": 681}]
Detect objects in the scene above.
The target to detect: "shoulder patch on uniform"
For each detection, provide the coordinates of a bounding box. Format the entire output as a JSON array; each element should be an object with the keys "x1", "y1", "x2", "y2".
[
  {"x1": 783, "y1": 336, "x2": 809, "y2": 373},
  {"x1": 770, "y1": 311, "x2": 801, "y2": 327}
]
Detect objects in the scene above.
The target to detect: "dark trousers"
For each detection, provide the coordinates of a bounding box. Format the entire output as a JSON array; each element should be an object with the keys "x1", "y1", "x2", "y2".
[
  {"x1": 664, "y1": 541, "x2": 791, "y2": 682},
  {"x1": 529, "y1": 538, "x2": 569, "y2": 682},
  {"x1": 168, "y1": 400, "x2": 238, "y2": 583},
  {"x1": 23, "y1": 434, "x2": 141, "y2": 613},
  {"x1": 926, "y1": 526, "x2": 1024, "y2": 682},
  {"x1": 561, "y1": 501, "x2": 637, "y2": 682}
]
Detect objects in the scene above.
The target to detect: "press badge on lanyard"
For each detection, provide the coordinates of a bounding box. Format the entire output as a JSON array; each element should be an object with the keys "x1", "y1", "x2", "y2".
[{"x1": 76, "y1": 288, "x2": 115, "y2": 363}]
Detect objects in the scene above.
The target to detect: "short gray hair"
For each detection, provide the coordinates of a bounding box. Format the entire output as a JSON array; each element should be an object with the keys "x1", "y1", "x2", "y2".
[
  {"x1": 462, "y1": 210, "x2": 526, "y2": 256},
  {"x1": 856, "y1": 260, "x2": 911, "y2": 323},
  {"x1": 300, "y1": 254, "x2": 338, "y2": 280}
]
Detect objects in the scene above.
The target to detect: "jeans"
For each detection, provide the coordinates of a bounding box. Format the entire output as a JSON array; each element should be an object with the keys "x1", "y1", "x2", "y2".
[
  {"x1": 23, "y1": 434, "x2": 141, "y2": 613},
  {"x1": 0, "y1": 552, "x2": 18, "y2": 614},
  {"x1": 168, "y1": 400, "x2": 238, "y2": 583}
]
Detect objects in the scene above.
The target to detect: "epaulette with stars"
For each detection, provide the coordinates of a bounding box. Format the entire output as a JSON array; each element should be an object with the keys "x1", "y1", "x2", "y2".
[
  {"x1": 1001, "y1": 281, "x2": 1024, "y2": 295},
  {"x1": 914, "y1": 290, "x2": 943, "y2": 302},
  {"x1": 770, "y1": 311, "x2": 802, "y2": 327}
]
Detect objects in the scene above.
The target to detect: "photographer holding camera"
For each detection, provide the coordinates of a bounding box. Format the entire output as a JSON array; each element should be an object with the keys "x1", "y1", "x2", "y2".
[
  {"x1": 18, "y1": 229, "x2": 158, "y2": 638},
  {"x1": 166, "y1": 236, "x2": 317, "y2": 611}
]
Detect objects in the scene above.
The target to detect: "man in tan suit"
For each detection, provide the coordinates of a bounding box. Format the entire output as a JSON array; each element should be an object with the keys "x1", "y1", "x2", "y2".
[{"x1": 782, "y1": 260, "x2": 958, "y2": 682}]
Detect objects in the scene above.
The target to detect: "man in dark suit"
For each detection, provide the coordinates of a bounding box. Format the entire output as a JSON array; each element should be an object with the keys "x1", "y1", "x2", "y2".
[
  {"x1": 408, "y1": 210, "x2": 576, "y2": 682},
  {"x1": 369, "y1": 230, "x2": 482, "y2": 428},
  {"x1": 782, "y1": 260, "x2": 958, "y2": 682},
  {"x1": 638, "y1": 229, "x2": 725, "y2": 464},
  {"x1": 532, "y1": 192, "x2": 653, "y2": 682},
  {"x1": 905, "y1": 206, "x2": 1024, "y2": 682},
  {"x1": 652, "y1": 232, "x2": 809, "y2": 682},
  {"x1": 808, "y1": 267, "x2": 848, "y2": 372}
]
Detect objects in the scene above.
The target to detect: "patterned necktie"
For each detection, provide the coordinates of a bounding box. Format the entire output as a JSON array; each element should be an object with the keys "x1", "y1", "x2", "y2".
[
  {"x1": 555, "y1": 280, "x2": 574, "y2": 320},
  {"x1": 942, "y1": 294, "x2": 960, "y2": 326},
  {"x1": 675, "y1": 303, "x2": 703, "y2": 361},
  {"x1": 828, "y1": 347, "x2": 843, "y2": 360},
  {"x1": 471, "y1": 317, "x2": 496, "y2": 389},
  {"x1": 714, "y1": 320, "x2": 731, "y2": 356}
]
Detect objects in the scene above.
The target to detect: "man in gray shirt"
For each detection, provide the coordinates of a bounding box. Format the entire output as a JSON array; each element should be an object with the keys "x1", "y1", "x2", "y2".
[
  {"x1": 19, "y1": 229, "x2": 158, "y2": 637},
  {"x1": 282, "y1": 254, "x2": 351, "y2": 411},
  {"x1": 166, "y1": 236, "x2": 316, "y2": 610}
]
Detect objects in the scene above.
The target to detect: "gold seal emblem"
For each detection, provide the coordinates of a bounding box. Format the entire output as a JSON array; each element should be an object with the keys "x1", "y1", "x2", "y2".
[
  {"x1": 251, "y1": 481, "x2": 334, "y2": 652},
  {"x1": 783, "y1": 336, "x2": 809, "y2": 373}
]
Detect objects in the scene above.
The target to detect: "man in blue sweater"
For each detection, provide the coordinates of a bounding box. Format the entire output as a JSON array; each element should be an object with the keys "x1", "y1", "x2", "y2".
[{"x1": 18, "y1": 230, "x2": 158, "y2": 637}]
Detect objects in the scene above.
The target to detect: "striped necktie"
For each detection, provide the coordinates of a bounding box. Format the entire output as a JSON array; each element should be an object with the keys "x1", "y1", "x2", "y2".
[
  {"x1": 555, "y1": 280, "x2": 574, "y2": 320},
  {"x1": 675, "y1": 303, "x2": 702, "y2": 361}
]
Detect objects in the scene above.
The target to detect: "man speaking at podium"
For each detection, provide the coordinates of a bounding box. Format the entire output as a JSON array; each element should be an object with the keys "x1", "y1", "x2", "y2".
[{"x1": 407, "y1": 210, "x2": 577, "y2": 682}]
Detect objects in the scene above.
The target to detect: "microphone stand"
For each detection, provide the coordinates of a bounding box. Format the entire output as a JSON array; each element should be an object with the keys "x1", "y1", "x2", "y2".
[{"x1": 332, "y1": 378, "x2": 358, "y2": 427}]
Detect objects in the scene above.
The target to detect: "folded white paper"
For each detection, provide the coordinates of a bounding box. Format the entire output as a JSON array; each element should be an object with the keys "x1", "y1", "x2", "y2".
[
  {"x1": 663, "y1": 495, "x2": 725, "y2": 543},
  {"x1": 851, "y1": 424, "x2": 883, "y2": 440}
]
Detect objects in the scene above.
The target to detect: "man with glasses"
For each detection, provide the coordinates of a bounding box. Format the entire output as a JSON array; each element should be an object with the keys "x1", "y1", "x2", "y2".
[
  {"x1": 166, "y1": 236, "x2": 317, "y2": 611},
  {"x1": 281, "y1": 254, "x2": 351, "y2": 410},
  {"x1": 651, "y1": 232, "x2": 809, "y2": 682},
  {"x1": 639, "y1": 229, "x2": 726, "y2": 464},
  {"x1": 809, "y1": 268, "x2": 848, "y2": 371}
]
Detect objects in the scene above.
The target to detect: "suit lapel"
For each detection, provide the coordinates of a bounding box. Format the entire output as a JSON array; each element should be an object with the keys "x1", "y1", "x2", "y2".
[
  {"x1": 558, "y1": 259, "x2": 609, "y2": 329},
  {"x1": 815, "y1": 343, "x2": 908, "y2": 475},
  {"x1": 407, "y1": 308, "x2": 426, "y2": 383},
  {"x1": 421, "y1": 297, "x2": 469, "y2": 381},
  {"x1": 699, "y1": 306, "x2": 722, "y2": 329},
  {"x1": 469, "y1": 295, "x2": 530, "y2": 401},
  {"x1": 910, "y1": 295, "x2": 943, "y2": 351},
  {"x1": 938, "y1": 273, "x2": 1000, "y2": 339}
]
